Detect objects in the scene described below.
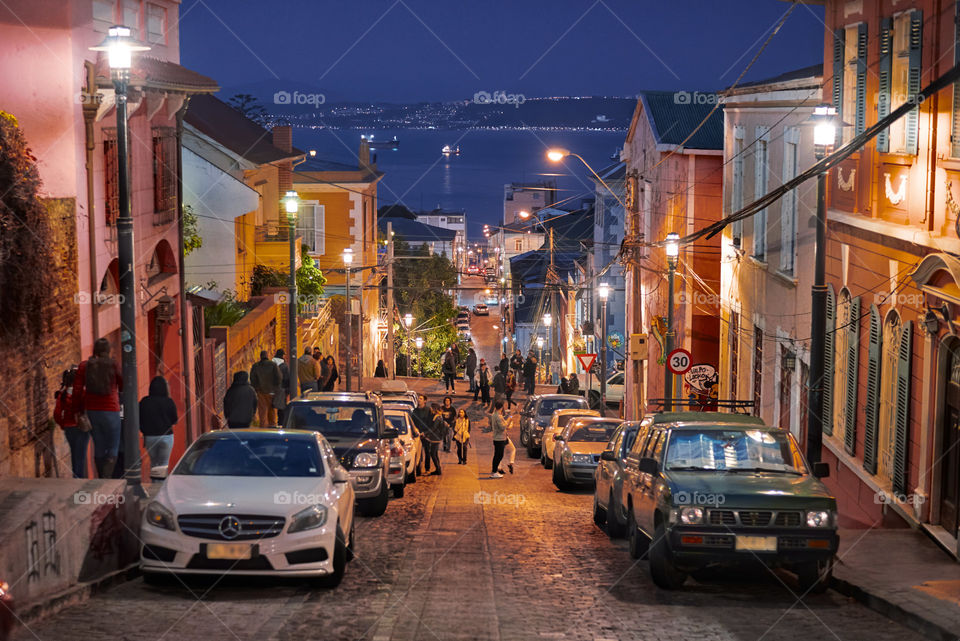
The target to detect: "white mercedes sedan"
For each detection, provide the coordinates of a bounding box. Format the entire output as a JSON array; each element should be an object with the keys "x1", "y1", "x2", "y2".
[{"x1": 140, "y1": 429, "x2": 355, "y2": 587}]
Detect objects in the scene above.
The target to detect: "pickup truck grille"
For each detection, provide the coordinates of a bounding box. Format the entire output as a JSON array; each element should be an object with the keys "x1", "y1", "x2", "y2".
[{"x1": 706, "y1": 509, "x2": 803, "y2": 528}]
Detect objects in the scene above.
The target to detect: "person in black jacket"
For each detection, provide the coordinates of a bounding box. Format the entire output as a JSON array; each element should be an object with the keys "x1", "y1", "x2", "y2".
[
  {"x1": 421, "y1": 403, "x2": 446, "y2": 475},
  {"x1": 523, "y1": 355, "x2": 537, "y2": 395},
  {"x1": 465, "y1": 348, "x2": 478, "y2": 392},
  {"x1": 411, "y1": 394, "x2": 433, "y2": 474},
  {"x1": 510, "y1": 350, "x2": 524, "y2": 377},
  {"x1": 224, "y1": 371, "x2": 257, "y2": 428},
  {"x1": 139, "y1": 376, "x2": 178, "y2": 477},
  {"x1": 498, "y1": 353, "x2": 510, "y2": 379},
  {"x1": 475, "y1": 361, "x2": 490, "y2": 404}
]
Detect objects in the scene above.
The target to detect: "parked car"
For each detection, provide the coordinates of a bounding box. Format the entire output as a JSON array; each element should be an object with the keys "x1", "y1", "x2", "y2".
[
  {"x1": 619, "y1": 412, "x2": 837, "y2": 591},
  {"x1": 285, "y1": 392, "x2": 399, "y2": 516},
  {"x1": 473, "y1": 303, "x2": 489, "y2": 316},
  {"x1": 369, "y1": 378, "x2": 418, "y2": 411},
  {"x1": 593, "y1": 420, "x2": 643, "y2": 537},
  {"x1": 384, "y1": 407, "x2": 421, "y2": 485},
  {"x1": 586, "y1": 372, "x2": 624, "y2": 409},
  {"x1": 540, "y1": 408, "x2": 600, "y2": 469},
  {"x1": 140, "y1": 429, "x2": 355, "y2": 586},
  {"x1": 518, "y1": 394, "x2": 590, "y2": 457},
  {"x1": 551, "y1": 417, "x2": 621, "y2": 489}
]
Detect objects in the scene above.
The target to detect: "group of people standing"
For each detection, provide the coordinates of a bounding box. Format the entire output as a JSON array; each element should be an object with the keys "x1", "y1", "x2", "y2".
[{"x1": 411, "y1": 394, "x2": 473, "y2": 475}]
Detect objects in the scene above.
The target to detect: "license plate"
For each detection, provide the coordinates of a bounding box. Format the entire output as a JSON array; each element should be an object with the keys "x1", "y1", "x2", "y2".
[
  {"x1": 735, "y1": 536, "x2": 777, "y2": 552},
  {"x1": 206, "y1": 543, "x2": 252, "y2": 560}
]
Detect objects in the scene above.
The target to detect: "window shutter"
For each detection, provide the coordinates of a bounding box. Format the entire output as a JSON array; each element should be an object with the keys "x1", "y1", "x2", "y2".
[
  {"x1": 952, "y1": 3, "x2": 960, "y2": 158},
  {"x1": 892, "y1": 321, "x2": 913, "y2": 495},
  {"x1": 863, "y1": 305, "x2": 882, "y2": 475},
  {"x1": 822, "y1": 286, "x2": 835, "y2": 435},
  {"x1": 905, "y1": 10, "x2": 923, "y2": 156},
  {"x1": 855, "y1": 23, "x2": 868, "y2": 135},
  {"x1": 315, "y1": 205, "x2": 325, "y2": 255},
  {"x1": 877, "y1": 18, "x2": 893, "y2": 152},
  {"x1": 832, "y1": 28, "x2": 845, "y2": 148},
  {"x1": 844, "y1": 296, "x2": 861, "y2": 455}
]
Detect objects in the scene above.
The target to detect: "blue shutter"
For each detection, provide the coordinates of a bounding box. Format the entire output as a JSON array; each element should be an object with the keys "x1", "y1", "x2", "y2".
[
  {"x1": 863, "y1": 306, "x2": 882, "y2": 475},
  {"x1": 844, "y1": 297, "x2": 861, "y2": 455},
  {"x1": 952, "y1": 3, "x2": 960, "y2": 157},
  {"x1": 832, "y1": 28, "x2": 845, "y2": 148},
  {"x1": 855, "y1": 23, "x2": 868, "y2": 136},
  {"x1": 877, "y1": 18, "x2": 893, "y2": 153},
  {"x1": 822, "y1": 286, "x2": 836, "y2": 436},
  {"x1": 892, "y1": 321, "x2": 913, "y2": 495},
  {"x1": 905, "y1": 10, "x2": 923, "y2": 155}
]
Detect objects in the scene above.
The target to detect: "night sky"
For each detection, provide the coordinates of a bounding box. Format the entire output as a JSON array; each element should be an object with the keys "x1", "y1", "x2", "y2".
[{"x1": 179, "y1": 0, "x2": 827, "y2": 103}]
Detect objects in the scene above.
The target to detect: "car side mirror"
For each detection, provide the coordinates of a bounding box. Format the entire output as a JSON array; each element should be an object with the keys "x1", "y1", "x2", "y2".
[
  {"x1": 382, "y1": 428, "x2": 399, "y2": 439},
  {"x1": 600, "y1": 450, "x2": 616, "y2": 462},
  {"x1": 811, "y1": 462, "x2": 830, "y2": 479},
  {"x1": 638, "y1": 457, "x2": 659, "y2": 475},
  {"x1": 332, "y1": 467, "x2": 351, "y2": 484}
]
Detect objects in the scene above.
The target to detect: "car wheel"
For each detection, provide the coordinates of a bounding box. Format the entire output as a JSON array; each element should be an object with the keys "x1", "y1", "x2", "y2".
[
  {"x1": 649, "y1": 521, "x2": 686, "y2": 589},
  {"x1": 627, "y1": 507, "x2": 648, "y2": 558},
  {"x1": 358, "y1": 480, "x2": 389, "y2": 517},
  {"x1": 593, "y1": 493, "x2": 607, "y2": 529},
  {"x1": 544, "y1": 453, "x2": 553, "y2": 469},
  {"x1": 345, "y1": 518, "x2": 355, "y2": 563},
  {"x1": 552, "y1": 463, "x2": 569, "y2": 490},
  {"x1": 519, "y1": 429, "x2": 529, "y2": 448},
  {"x1": 392, "y1": 483, "x2": 405, "y2": 499},
  {"x1": 316, "y1": 525, "x2": 347, "y2": 588},
  {"x1": 606, "y1": 492, "x2": 626, "y2": 538},
  {"x1": 526, "y1": 445, "x2": 539, "y2": 458},
  {"x1": 540, "y1": 451, "x2": 547, "y2": 468},
  {"x1": 406, "y1": 466, "x2": 417, "y2": 484},
  {"x1": 795, "y1": 558, "x2": 833, "y2": 594}
]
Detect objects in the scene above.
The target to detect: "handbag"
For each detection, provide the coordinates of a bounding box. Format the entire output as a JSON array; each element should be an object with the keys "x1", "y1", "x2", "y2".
[{"x1": 76, "y1": 413, "x2": 93, "y2": 433}]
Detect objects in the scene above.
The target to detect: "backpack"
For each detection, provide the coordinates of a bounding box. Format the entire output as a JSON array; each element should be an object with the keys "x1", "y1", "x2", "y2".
[{"x1": 84, "y1": 357, "x2": 115, "y2": 396}]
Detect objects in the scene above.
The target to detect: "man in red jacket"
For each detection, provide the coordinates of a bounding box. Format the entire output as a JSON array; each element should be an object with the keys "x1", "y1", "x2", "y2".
[{"x1": 73, "y1": 338, "x2": 122, "y2": 478}]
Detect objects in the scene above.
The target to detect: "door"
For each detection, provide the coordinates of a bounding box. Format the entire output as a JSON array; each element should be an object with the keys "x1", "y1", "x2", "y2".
[
  {"x1": 939, "y1": 344, "x2": 960, "y2": 534},
  {"x1": 638, "y1": 429, "x2": 665, "y2": 535}
]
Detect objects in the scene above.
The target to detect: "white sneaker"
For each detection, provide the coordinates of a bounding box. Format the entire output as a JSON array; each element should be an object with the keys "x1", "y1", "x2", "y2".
[{"x1": 490, "y1": 473, "x2": 503, "y2": 479}]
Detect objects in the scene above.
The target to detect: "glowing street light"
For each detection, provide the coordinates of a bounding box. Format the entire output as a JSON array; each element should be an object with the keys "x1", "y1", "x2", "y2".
[
  {"x1": 546, "y1": 148, "x2": 571, "y2": 163},
  {"x1": 343, "y1": 247, "x2": 354, "y2": 391},
  {"x1": 282, "y1": 190, "x2": 300, "y2": 400}
]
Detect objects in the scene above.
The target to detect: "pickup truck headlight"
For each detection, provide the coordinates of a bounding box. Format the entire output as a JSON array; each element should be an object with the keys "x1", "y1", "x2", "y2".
[
  {"x1": 570, "y1": 454, "x2": 594, "y2": 465},
  {"x1": 288, "y1": 505, "x2": 328, "y2": 533},
  {"x1": 354, "y1": 452, "x2": 379, "y2": 468},
  {"x1": 145, "y1": 501, "x2": 175, "y2": 531},
  {"x1": 805, "y1": 510, "x2": 831, "y2": 528},
  {"x1": 679, "y1": 506, "x2": 704, "y2": 525}
]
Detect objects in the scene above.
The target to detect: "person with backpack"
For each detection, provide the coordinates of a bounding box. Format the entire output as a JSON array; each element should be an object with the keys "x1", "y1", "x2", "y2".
[
  {"x1": 223, "y1": 371, "x2": 257, "y2": 428},
  {"x1": 73, "y1": 338, "x2": 123, "y2": 479},
  {"x1": 54, "y1": 367, "x2": 89, "y2": 478},
  {"x1": 139, "y1": 375, "x2": 178, "y2": 477},
  {"x1": 250, "y1": 350, "x2": 281, "y2": 427}
]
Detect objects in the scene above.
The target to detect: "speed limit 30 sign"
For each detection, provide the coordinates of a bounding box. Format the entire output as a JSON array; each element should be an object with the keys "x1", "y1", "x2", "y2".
[{"x1": 667, "y1": 348, "x2": 692, "y2": 375}]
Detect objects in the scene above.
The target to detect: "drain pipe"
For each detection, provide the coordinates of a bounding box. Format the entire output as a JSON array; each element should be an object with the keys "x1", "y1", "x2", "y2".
[
  {"x1": 175, "y1": 100, "x2": 196, "y2": 442},
  {"x1": 82, "y1": 61, "x2": 101, "y2": 343}
]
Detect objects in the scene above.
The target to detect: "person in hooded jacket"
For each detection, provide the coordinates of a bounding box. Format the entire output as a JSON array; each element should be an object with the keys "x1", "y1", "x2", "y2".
[
  {"x1": 73, "y1": 337, "x2": 122, "y2": 479},
  {"x1": 139, "y1": 376, "x2": 178, "y2": 474},
  {"x1": 224, "y1": 371, "x2": 257, "y2": 428},
  {"x1": 54, "y1": 367, "x2": 88, "y2": 478}
]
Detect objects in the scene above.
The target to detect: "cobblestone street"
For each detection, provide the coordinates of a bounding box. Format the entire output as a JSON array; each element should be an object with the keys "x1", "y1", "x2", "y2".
[{"x1": 20, "y1": 398, "x2": 924, "y2": 641}]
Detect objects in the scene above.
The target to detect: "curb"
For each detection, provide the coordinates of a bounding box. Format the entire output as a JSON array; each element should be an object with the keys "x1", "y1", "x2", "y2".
[
  {"x1": 831, "y1": 576, "x2": 960, "y2": 641},
  {"x1": 16, "y1": 564, "x2": 140, "y2": 627}
]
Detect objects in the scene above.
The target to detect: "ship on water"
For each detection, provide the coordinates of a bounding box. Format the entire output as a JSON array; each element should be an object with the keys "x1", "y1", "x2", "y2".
[
  {"x1": 361, "y1": 134, "x2": 399, "y2": 150},
  {"x1": 441, "y1": 144, "x2": 460, "y2": 156}
]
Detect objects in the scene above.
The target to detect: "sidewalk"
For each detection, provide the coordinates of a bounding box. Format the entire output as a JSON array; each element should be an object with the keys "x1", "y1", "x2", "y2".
[{"x1": 833, "y1": 527, "x2": 960, "y2": 640}]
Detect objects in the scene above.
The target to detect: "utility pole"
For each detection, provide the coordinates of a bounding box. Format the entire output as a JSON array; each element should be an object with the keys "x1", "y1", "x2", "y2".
[
  {"x1": 623, "y1": 172, "x2": 646, "y2": 421},
  {"x1": 386, "y1": 222, "x2": 395, "y2": 379},
  {"x1": 549, "y1": 227, "x2": 558, "y2": 385}
]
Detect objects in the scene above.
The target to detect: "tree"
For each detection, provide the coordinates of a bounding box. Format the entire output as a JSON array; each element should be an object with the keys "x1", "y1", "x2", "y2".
[
  {"x1": 182, "y1": 203, "x2": 202, "y2": 255},
  {"x1": 250, "y1": 245, "x2": 326, "y2": 313},
  {"x1": 228, "y1": 93, "x2": 268, "y2": 126}
]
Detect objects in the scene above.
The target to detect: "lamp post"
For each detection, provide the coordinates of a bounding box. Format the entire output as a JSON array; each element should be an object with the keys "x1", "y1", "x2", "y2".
[
  {"x1": 404, "y1": 313, "x2": 413, "y2": 377},
  {"x1": 598, "y1": 282, "x2": 610, "y2": 413},
  {"x1": 281, "y1": 191, "x2": 301, "y2": 403},
  {"x1": 806, "y1": 105, "x2": 839, "y2": 464},
  {"x1": 90, "y1": 25, "x2": 149, "y2": 494},
  {"x1": 343, "y1": 247, "x2": 353, "y2": 391},
  {"x1": 543, "y1": 312, "x2": 553, "y2": 383},
  {"x1": 664, "y1": 233, "x2": 680, "y2": 411},
  {"x1": 414, "y1": 335, "x2": 423, "y2": 377},
  {"x1": 536, "y1": 335, "x2": 544, "y2": 383}
]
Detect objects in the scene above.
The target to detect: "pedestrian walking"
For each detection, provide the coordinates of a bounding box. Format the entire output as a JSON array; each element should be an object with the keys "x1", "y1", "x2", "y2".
[
  {"x1": 523, "y1": 354, "x2": 537, "y2": 395},
  {"x1": 54, "y1": 367, "x2": 89, "y2": 478},
  {"x1": 422, "y1": 403, "x2": 445, "y2": 476},
  {"x1": 73, "y1": 337, "x2": 122, "y2": 479},
  {"x1": 465, "y1": 348, "x2": 478, "y2": 392},
  {"x1": 272, "y1": 349, "x2": 290, "y2": 426},
  {"x1": 323, "y1": 355, "x2": 339, "y2": 391},
  {"x1": 488, "y1": 401, "x2": 509, "y2": 478},
  {"x1": 441, "y1": 396, "x2": 456, "y2": 452},
  {"x1": 250, "y1": 350, "x2": 281, "y2": 427},
  {"x1": 374, "y1": 359, "x2": 388, "y2": 377},
  {"x1": 411, "y1": 394, "x2": 433, "y2": 474},
  {"x1": 505, "y1": 369, "x2": 517, "y2": 409},
  {"x1": 453, "y1": 408, "x2": 471, "y2": 464},
  {"x1": 223, "y1": 371, "x2": 257, "y2": 428},
  {"x1": 442, "y1": 348, "x2": 457, "y2": 391},
  {"x1": 139, "y1": 375, "x2": 178, "y2": 479},
  {"x1": 475, "y1": 362, "x2": 491, "y2": 405},
  {"x1": 298, "y1": 347, "x2": 320, "y2": 394},
  {"x1": 492, "y1": 366, "x2": 506, "y2": 411}
]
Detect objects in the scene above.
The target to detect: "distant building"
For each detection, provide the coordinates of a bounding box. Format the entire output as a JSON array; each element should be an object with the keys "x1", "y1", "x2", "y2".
[
  {"x1": 417, "y1": 208, "x2": 467, "y2": 270},
  {"x1": 503, "y1": 180, "x2": 557, "y2": 225}
]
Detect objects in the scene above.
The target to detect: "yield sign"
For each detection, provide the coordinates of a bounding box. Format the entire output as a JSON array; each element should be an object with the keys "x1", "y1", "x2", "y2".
[{"x1": 576, "y1": 353, "x2": 596, "y2": 372}]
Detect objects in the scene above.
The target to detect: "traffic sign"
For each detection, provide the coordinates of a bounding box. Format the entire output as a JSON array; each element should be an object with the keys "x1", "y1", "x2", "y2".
[
  {"x1": 667, "y1": 348, "x2": 692, "y2": 375},
  {"x1": 576, "y1": 353, "x2": 597, "y2": 372}
]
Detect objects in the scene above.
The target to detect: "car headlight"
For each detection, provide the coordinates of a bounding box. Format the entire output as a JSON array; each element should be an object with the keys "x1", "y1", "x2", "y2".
[
  {"x1": 288, "y1": 505, "x2": 328, "y2": 533},
  {"x1": 571, "y1": 454, "x2": 594, "y2": 465},
  {"x1": 805, "y1": 510, "x2": 831, "y2": 528},
  {"x1": 679, "y1": 507, "x2": 704, "y2": 525},
  {"x1": 145, "y1": 501, "x2": 175, "y2": 531},
  {"x1": 354, "y1": 452, "x2": 379, "y2": 468}
]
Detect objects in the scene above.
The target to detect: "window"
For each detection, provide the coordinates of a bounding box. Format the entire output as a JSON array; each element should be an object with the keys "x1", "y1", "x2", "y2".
[
  {"x1": 753, "y1": 325, "x2": 763, "y2": 416},
  {"x1": 780, "y1": 128, "x2": 799, "y2": 275},
  {"x1": 952, "y1": 3, "x2": 960, "y2": 157},
  {"x1": 122, "y1": 0, "x2": 141, "y2": 39},
  {"x1": 514, "y1": 239, "x2": 522, "y2": 252},
  {"x1": 880, "y1": 11, "x2": 922, "y2": 154},
  {"x1": 877, "y1": 312, "x2": 902, "y2": 483},
  {"x1": 731, "y1": 126, "x2": 744, "y2": 246},
  {"x1": 834, "y1": 24, "x2": 867, "y2": 145},
  {"x1": 729, "y1": 310, "x2": 740, "y2": 400},
  {"x1": 297, "y1": 203, "x2": 325, "y2": 254},
  {"x1": 832, "y1": 291, "x2": 851, "y2": 444},
  {"x1": 146, "y1": 3, "x2": 166, "y2": 44},
  {"x1": 753, "y1": 127, "x2": 770, "y2": 260},
  {"x1": 152, "y1": 127, "x2": 176, "y2": 224},
  {"x1": 93, "y1": 0, "x2": 116, "y2": 31}
]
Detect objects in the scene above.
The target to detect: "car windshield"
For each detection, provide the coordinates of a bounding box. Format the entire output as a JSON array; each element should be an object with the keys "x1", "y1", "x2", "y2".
[
  {"x1": 287, "y1": 402, "x2": 378, "y2": 437},
  {"x1": 568, "y1": 423, "x2": 618, "y2": 442},
  {"x1": 385, "y1": 415, "x2": 409, "y2": 435},
  {"x1": 556, "y1": 412, "x2": 593, "y2": 428},
  {"x1": 664, "y1": 429, "x2": 806, "y2": 474},
  {"x1": 174, "y1": 435, "x2": 323, "y2": 477},
  {"x1": 538, "y1": 398, "x2": 586, "y2": 416}
]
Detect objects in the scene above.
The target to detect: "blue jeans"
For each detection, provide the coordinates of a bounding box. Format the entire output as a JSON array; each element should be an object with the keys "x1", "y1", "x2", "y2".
[
  {"x1": 63, "y1": 428, "x2": 90, "y2": 478},
  {"x1": 87, "y1": 410, "x2": 121, "y2": 460},
  {"x1": 144, "y1": 434, "x2": 174, "y2": 473}
]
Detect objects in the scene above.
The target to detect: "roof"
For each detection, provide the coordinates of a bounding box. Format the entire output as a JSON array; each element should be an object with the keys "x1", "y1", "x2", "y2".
[
  {"x1": 732, "y1": 63, "x2": 823, "y2": 90},
  {"x1": 635, "y1": 91, "x2": 724, "y2": 150},
  {"x1": 185, "y1": 94, "x2": 303, "y2": 165},
  {"x1": 297, "y1": 156, "x2": 362, "y2": 172},
  {"x1": 378, "y1": 217, "x2": 457, "y2": 243},
  {"x1": 97, "y1": 56, "x2": 219, "y2": 94},
  {"x1": 595, "y1": 161, "x2": 626, "y2": 181}
]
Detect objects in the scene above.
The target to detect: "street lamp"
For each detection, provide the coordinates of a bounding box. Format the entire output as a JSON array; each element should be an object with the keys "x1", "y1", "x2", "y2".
[
  {"x1": 404, "y1": 313, "x2": 413, "y2": 377},
  {"x1": 518, "y1": 209, "x2": 531, "y2": 220},
  {"x1": 90, "y1": 25, "x2": 149, "y2": 493},
  {"x1": 536, "y1": 335, "x2": 545, "y2": 383},
  {"x1": 806, "y1": 104, "x2": 839, "y2": 464},
  {"x1": 283, "y1": 190, "x2": 300, "y2": 401},
  {"x1": 543, "y1": 313, "x2": 553, "y2": 383},
  {"x1": 598, "y1": 281, "x2": 610, "y2": 414},
  {"x1": 664, "y1": 232, "x2": 680, "y2": 411},
  {"x1": 414, "y1": 335, "x2": 424, "y2": 377},
  {"x1": 343, "y1": 247, "x2": 354, "y2": 391}
]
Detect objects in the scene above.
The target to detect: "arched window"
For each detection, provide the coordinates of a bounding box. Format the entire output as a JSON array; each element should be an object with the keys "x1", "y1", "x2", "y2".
[
  {"x1": 146, "y1": 240, "x2": 178, "y2": 282},
  {"x1": 878, "y1": 310, "x2": 902, "y2": 483},
  {"x1": 832, "y1": 290, "x2": 851, "y2": 444}
]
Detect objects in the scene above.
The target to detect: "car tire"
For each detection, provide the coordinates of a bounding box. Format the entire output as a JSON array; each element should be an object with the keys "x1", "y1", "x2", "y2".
[
  {"x1": 345, "y1": 518, "x2": 355, "y2": 563},
  {"x1": 593, "y1": 494, "x2": 607, "y2": 529},
  {"x1": 552, "y1": 463, "x2": 569, "y2": 490},
  {"x1": 519, "y1": 429, "x2": 529, "y2": 448},
  {"x1": 606, "y1": 492, "x2": 626, "y2": 538},
  {"x1": 627, "y1": 507, "x2": 648, "y2": 558},
  {"x1": 358, "y1": 480, "x2": 389, "y2": 517},
  {"x1": 649, "y1": 521, "x2": 686, "y2": 590},
  {"x1": 316, "y1": 525, "x2": 347, "y2": 588},
  {"x1": 526, "y1": 445, "x2": 539, "y2": 458},
  {"x1": 795, "y1": 558, "x2": 833, "y2": 594},
  {"x1": 392, "y1": 483, "x2": 405, "y2": 499},
  {"x1": 544, "y1": 453, "x2": 553, "y2": 470},
  {"x1": 406, "y1": 466, "x2": 417, "y2": 484}
]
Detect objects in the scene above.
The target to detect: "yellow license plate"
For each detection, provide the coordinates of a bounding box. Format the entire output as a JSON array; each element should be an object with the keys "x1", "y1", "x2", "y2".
[
  {"x1": 735, "y1": 536, "x2": 777, "y2": 552},
  {"x1": 206, "y1": 543, "x2": 252, "y2": 560}
]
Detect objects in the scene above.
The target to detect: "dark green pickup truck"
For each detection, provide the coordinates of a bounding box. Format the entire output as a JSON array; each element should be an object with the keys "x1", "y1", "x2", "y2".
[{"x1": 614, "y1": 412, "x2": 837, "y2": 591}]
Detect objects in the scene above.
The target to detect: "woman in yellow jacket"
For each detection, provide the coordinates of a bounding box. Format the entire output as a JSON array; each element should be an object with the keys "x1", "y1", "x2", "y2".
[{"x1": 453, "y1": 408, "x2": 471, "y2": 465}]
